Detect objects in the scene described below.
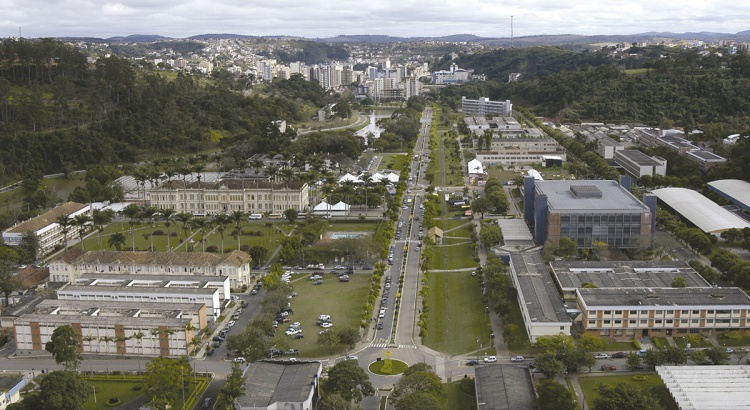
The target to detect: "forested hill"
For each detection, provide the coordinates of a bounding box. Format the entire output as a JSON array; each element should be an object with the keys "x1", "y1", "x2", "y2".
[
  {"x1": 443, "y1": 46, "x2": 750, "y2": 131},
  {"x1": 0, "y1": 39, "x2": 331, "y2": 184}
]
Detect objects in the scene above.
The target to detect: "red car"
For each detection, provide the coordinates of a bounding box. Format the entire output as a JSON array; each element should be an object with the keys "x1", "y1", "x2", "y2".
[{"x1": 600, "y1": 364, "x2": 616, "y2": 371}]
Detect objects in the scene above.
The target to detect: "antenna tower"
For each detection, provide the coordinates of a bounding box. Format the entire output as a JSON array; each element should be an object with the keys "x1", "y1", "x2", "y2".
[{"x1": 510, "y1": 16, "x2": 514, "y2": 48}]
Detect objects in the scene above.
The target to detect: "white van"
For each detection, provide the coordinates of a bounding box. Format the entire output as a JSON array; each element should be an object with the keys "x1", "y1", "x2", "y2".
[
  {"x1": 379, "y1": 309, "x2": 386, "y2": 318},
  {"x1": 249, "y1": 213, "x2": 263, "y2": 220}
]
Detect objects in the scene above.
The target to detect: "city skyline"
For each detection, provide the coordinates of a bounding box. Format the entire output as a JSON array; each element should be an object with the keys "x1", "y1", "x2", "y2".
[{"x1": 1, "y1": 0, "x2": 749, "y2": 40}]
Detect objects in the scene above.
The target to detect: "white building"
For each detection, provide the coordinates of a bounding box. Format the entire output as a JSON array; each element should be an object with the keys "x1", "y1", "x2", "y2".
[
  {"x1": 461, "y1": 97, "x2": 512, "y2": 117},
  {"x1": 467, "y1": 159, "x2": 484, "y2": 176},
  {"x1": 614, "y1": 149, "x2": 667, "y2": 178},
  {"x1": 2, "y1": 202, "x2": 90, "y2": 257}
]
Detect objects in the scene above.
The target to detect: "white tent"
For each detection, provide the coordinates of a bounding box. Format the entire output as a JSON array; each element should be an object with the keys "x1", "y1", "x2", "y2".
[
  {"x1": 312, "y1": 200, "x2": 350, "y2": 216},
  {"x1": 338, "y1": 173, "x2": 362, "y2": 184},
  {"x1": 369, "y1": 172, "x2": 386, "y2": 183},
  {"x1": 468, "y1": 159, "x2": 484, "y2": 176},
  {"x1": 384, "y1": 173, "x2": 400, "y2": 183}
]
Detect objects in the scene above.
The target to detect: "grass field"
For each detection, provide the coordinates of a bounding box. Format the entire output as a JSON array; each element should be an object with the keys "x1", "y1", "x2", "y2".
[
  {"x1": 428, "y1": 243, "x2": 477, "y2": 270},
  {"x1": 0, "y1": 174, "x2": 86, "y2": 213},
  {"x1": 84, "y1": 380, "x2": 144, "y2": 410},
  {"x1": 378, "y1": 153, "x2": 409, "y2": 172},
  {"x1": 325, "y1": 221, "x2": 381, "y2": 232},
  {"x1": 578, "y1": 374, "x2": 677, "y2": 410},
  {"x1": 423, "y1": 271, "x2": 493, "y2": 355},
  {"x1": 435, "y1": 219, "x2": 470, "y2": 233},
  {"x1": 443, "y1": 380, "x2": 476, "y2": 410},
  {"x1": 276, "y1": 273, "x2": 372, "y2": 357}
]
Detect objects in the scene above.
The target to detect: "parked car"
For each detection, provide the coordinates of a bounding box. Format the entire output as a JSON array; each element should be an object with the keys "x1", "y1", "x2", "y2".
[
  {"x1": 233, "y1": 357, "x2": 246, "y2": 363},
  {"x1": 377, "y1": 322, "x2": 384, "y2": 330},
  {"x1": 484, "y1": 356, "x2": 497, "y2": 363},
  {"x1": 466, "y1": 360, "x2": 479, "y2": 366},
  {"x1": 600, "y1": 364, "x2": 617, "y2": 371},
  {"x1": 339, "y1": 275, "x2": 350, "y2": 282},
  {"x1": 321, "y1": 322, "x2": 333, "y2": 328},
  {"x1": 510, "y1": 356, "x2": 525, "y2": 362},
  {"x1": 251, "y1": 288, "x2": 258, "y2": 295},
  {"x1": 227, "y1": 320, "x2": 236, "y2": 327},
  {"x1": 612, "y1": 352, "x2": 627, "y2": 358},
  {"x1": 319, "y1": 314, "x2": 331, "y2": 321},
  {"x1": 285, "y1": 329, "x2": 300, "y2": 336},
  {"x1": 285, "y1": 349, "x2": 299, "y2": 355},
  {"x1": 212, "y1": 336, "x2": 224, "y2": 342},
  {"x1": 345, "y1": 355, "x2": 358, "y2": 361},
  {"x1": 726, "y1": 348, "x2": 735, "y2": 353},
  {"x1": 293, "y1": 333, "x2": 304, "y2": 339},
  {"x1": 595, "y1": 353, "x2": 609, "y2": 359},
  {"x1": 202, "y1": 397, "x2": 212, "y2": 409},
  {"x1": 363, "y1": 265, "x2": 373, "y2": 270},
  {"x1": 314, "y1": 280, "x2": 324, "y2": 285},
  {"x1": 213, "y1": 341, "x2": 221, "y2": 348}
]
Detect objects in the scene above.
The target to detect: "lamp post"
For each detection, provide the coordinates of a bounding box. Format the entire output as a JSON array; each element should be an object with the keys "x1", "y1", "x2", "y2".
[{"x1": 476, "y1": 337, "x2": 480, "y2": 362}]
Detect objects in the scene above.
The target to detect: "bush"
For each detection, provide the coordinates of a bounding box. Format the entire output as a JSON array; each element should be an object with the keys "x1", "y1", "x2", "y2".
[
  {"x1": 206, "y1": 245, "x2": 219, "y2": 252},
  {"x1": 153, "y1": 230, "x2": 165, "y2": 235},
  {"x1": 106, "y1": 398, "x2": 121, "y2": 407},
  {"x1": 170, "y1": 232, "x2": 178, "y2": 237},
  {"x1": 240, "y1": 244, "x2": 250, "y2": 252},
  {"x1": 132, "y1": 385, "x2": 142, "y2": 391},
  {"x1": 632, "y1": 375, "x2": 648, "y2": 381},
  {"x1": 633, "y1": 340, "x2": 641, "y2": 350}
]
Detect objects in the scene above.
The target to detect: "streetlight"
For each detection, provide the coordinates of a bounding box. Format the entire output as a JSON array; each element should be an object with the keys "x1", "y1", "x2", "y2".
[{"x1": 476, "y1": 337, "x2": 480, "y2": 362}]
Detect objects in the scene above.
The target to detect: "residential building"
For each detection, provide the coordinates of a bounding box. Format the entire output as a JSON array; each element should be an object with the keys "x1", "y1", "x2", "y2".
[
  {"x1": 147, "y1": 179, "x2": 308, "y2": 216},
  {"x1": 524, "y1": 178, "x2": 656, "y2": 249},
  {"x1": 236, "y1": 361, "x2": 322, "y2": 410},
  {"x1": 0, "y1": 377, "x2": 25, "y2": 410},
  {"x1": 655, "y1": 133, "x2": 727, "y2": 170},
  {"x1": 577, "y1": 287, "x2": 750, "y2": 340},
  {"x1": 614, "y1": 149, "x2": 667, "y2": 178},
  {"x1": 461, "y1": 97, "x2": 512, "y2": 117},
  {"x1": 2, "y1": 202, "x2": 90, "y2": 257},
  {"x1": 49, "y1": 249, "x2": 251, "y2": 289}
]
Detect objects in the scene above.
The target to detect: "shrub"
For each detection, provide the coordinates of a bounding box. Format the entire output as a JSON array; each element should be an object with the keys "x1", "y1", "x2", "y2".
[
  {"x1": 633, "y1": 340, "x2": 641, "y2": 350},
  {"x1": 132, "y1": 385, "x2": 142, "y2": 391},
  {"x1": 170, "y1": 232, "x2": 178, "y2": 237},
  {"x1": 632, "y1": 375, "x2": 648, "y2": 381},
  {"x1": 153, "y1": 230, "x2": 165, "y2": 235},
  {"x1": 106, "y1": 398, "x2": 121, "y2": 407},
  {"x1": 240, "y1": 244, "x2": 250, "y2": 252},
  {"x1": 206, "y1": 245, "x2": 219, "y2": 252}
]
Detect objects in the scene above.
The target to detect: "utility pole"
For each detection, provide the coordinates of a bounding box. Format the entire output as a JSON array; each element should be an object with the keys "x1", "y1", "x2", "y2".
[{"x1": 510, "y1": 16, "x2": 514, "y2": 49}]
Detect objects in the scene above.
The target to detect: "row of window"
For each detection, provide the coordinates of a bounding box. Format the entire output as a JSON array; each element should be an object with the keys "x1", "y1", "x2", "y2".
[
  {"x1": 588, "y1": 318, "x2": 742, "y2": 326},
  {"x1": 590, "y1": 309, "x2": 744, "y2": 317}
]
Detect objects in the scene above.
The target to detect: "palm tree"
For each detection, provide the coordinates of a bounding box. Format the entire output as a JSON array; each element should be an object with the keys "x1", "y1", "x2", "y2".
[
  {"x1": 108, "y1": 232, "x2": 126, "y2": 251},
  {"x1": 131, "y1": 331, "x2": 145, "y2": 373},
  {"x1": 190, "y1": 217, "x2": 208, "y2": 252},
  {"x1": 193, "y1": 163, "x2": 205, "y2": 188},
  {"x1": 230, "y1": 210, "x2": 244, "y2": 251},
  {"x1": 361, "y1": 172, "x2": 372, "y2": 210},
  {"x1": 122, "y1": 204, "x2": 142, "y2": 251},
  {"x1": 56, "y1": 215, "x2": 71, "y2": 250},
  {"x1": 82, "y1": 334, "x2": 97, "y2": 352},
  {"x1": 267, "y1": 165, "x2": 279, "y2": 214},
  {"x1": 73, "y1": 214, "x2": 91, "y2": 250},
  {"x1": 99, "y1": 335, "x2": 115, "y2": 354},
  {"x1": 188, "y1": 335, "x2": 202, "y2": 356},
  {"x1": 160, "y1": 208, "x2": 177, "y2": 252},
  {"x1": 91, "y1": 209, "x2": 114, "y2": 250},
  {"x1": 213, "y1": 213, "x2": 231, "y2": 255},
  {"x1": 175, "y1": 212, "x2": 193, "y2": 252},
  {"x1": 141, "y1": 206, "x2": 160, "y2": 251},
  {"x1": 149, "y1": 328, "x2": 161, "y2": 354}
]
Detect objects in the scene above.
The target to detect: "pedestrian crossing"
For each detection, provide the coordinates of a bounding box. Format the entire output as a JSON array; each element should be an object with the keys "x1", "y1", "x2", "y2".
[{"x1": 368, "y1": 343, "x2": 417, "y2": 349}]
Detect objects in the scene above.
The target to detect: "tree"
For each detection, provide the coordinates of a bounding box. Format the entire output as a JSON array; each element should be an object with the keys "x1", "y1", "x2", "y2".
[
  {"x1": 141, "y1": 206, "x2": 160, "y2": 251},
  {"x1": 248, "y1": 245, "x2": 269, "y2": 267},
  {"x1": 391, "y1": 366, "x2": 443, "y2": 406},
  {"x1": 122, "y1": 203, "x2": 142, "y2": 251},
  {"x1": 34, "y1": 371, "x2": 88, "y2": 410},
  {"x1": 671, "y1": 276, "x2": 687, "y2": 288},
  {"x1": 214, "y1": 213, "x2": 231, "y2": 254},
  {"x1": 642, "y1": 348, "x2": 666, "y2": 369},
  {"x1": 56, "y1": 215, "x2": 71, "y2": 250},
  {"x1": 393, "y1": 392, "x2": 442, "y2": 410},
  {"x1": 577, "y1": 333, "x2": 606, "y2": 351},
  {"x1": 284, "y1": 208, "x2": 298, "y2": 224},
  {"x1": 337, "y1": 327, "x2": 360, "y2": 350},
  {"x1": 537, "y1": 379, "x2": 577, "y2": 410},
  {"x1": 108, "y1": 232, "x2": 127, "y2": 251},
  {"x1": 230, "y1": 210, "x2": 244, "y2": 251},
  {"x1": 480, "y1": 224, "x2": 503, "y2": 248},
  {"x1": 91, "y1": 209, "x2": 114, "y2": 250},
  {"x1": 557, "y1": 237, "x2": 577, "y2": 259},
  {"x1": 73, "y1": 214, "x2": 91, "y2": 250},
  {"x1": 323, "y1": 359, "x2": 375, "y2": 403},
  {"x1": 705, "y1": 346, "x2": 730, "y2": 365},
  {"x1": 318, "y1": 329, "x2": 341, "y2": 354},
  {"x1": 45, "y1": 324, "x2": 83, "y2": 371},
  {"x1": 626, "y1": 352, "x2": 642, "y2": 370},
  {"x1": 689, "y1": 349, "x2": 709, "y2": 365},
  {"x1": 216, "y1": 362, "x2": 247, "y2": 409},
  {"x1": 160, "y1": 208, "x2": 177, "y2": 252},
  {"x1": 471, "y1": 197, "x2": 493, "y2": 219},
  {"x1": 316, "y1": 393, "x2": 351, "y2": 410},
  {"x1": 662, "y1": 345, "x2": 688, "y2": 365},
  {"x1": 0, "y1": 259, "x2": 21, "y2": 307},
  {"x1": 593, "y1": 383, "x2": 661, "y2": 410},
  {"x1": 534, "y1": 350, "x2": 565, "y2": 378},
  {"x1": 144, "y1": 357, "x2": 192, "y2": 410}
]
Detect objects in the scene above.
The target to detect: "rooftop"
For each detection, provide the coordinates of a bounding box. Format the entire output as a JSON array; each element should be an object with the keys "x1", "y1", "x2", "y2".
[
  {"x1": 708, "y1": 179, "x2": 750, "y2": 211},
  {"x1": 237, "y1": 361, "x2": 321, "y2": 408},
  {"x1": 154, "y1": 179, "x2": 306, "y2": 191},
  {"x1": 35, "y1": 298, "x2": 205, "y2": 315},
  {"x1": 5, "y1": 202, "x2": 87, "y2": 233},
  {"x1": 535, "y1": 180, "x2": 649, "y2": 213},
  {"x1": 615, "y1": 149, "x2": 663, "y2": 166},
  {"x1": 58, "y1": 249, "x2": 251, "y2": 267},
  {"x1": 510, "y1": 253, "x2": 570, "y2": 323},
  {"x1": 657, "y1": 365, "x2": 750, "y2": 410},
  {"x1": 75, "y1": 273, "x2": 229, "y2": 288},
  {"x1": 58, "y1": 284, "x2": 219, "y2": 296},
  {"x1": 550, "y1": 260, "x2": 709, "y2": 291},
  {"x1": 475, "y1": 365, "x2": 536, "y2": 410},
  {"x1": 577, "y1": 287, "x2": 750, "y2": 308},
  {"x1": 652, "y1": 187, "x2": 750, "y2": 233},
  {"x1": 16, "y1": 313, "x2": 190, "y2": 327}
]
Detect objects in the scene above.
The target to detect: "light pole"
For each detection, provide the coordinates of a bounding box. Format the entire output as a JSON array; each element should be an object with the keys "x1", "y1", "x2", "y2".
[{"x1": 476, "y1": 337, "x2": 480, "y2": 362}]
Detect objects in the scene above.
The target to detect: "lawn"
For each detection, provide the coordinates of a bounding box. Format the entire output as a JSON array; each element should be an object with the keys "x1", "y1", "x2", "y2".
[
  {"x1": 428, "y1": 243, "x2": 477, "y2": 270},
  {"x1": 423, "y1": 271, "x2": 493, "y2": 355},
  {"x1": 578, "y1": 374, "x2": 677, "y2": 410},
  {"x1": 485, "y1": 167, "x2": 520, "y2": 184},
  {"x1": 435, "y1": 219, "x2": 470, "y2": 233},
  {"x1": 673, "y1": 336, "x2": 712, "y2": 348},
  {"x1": 378, "y1": 153, "x2": 409, "y2": 172},
  {"x1": 0, "y1": 174, "x2": 86, "y2": 213},
  {"x1": 277, "y1": 273, "x2": 372, "y2": 358},
  {"x1": 601, "y1": 341, "x2": 638, "y2": 352},
  {"x1": 84, "y1": 379, "x2": 143, "y2": 410},
  {"x1": 505, "y1": 292, "x2": 542, "y2": 355},
  {"x1": 443, "y1": 379, "x2": 476, "y2": 410},
  {"x1": 325, "y1": 221, "x2": 381, "y2": 233}
]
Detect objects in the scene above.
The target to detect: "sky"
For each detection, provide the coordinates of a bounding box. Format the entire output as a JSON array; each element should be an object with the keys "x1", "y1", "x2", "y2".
[{"x1": 1, "y1": 0, "x2": 749, "y2": 39}]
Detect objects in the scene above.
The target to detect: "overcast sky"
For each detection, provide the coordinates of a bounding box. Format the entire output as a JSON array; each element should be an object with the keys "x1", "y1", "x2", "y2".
[{"x1": 1, "y1": 0, "x2": 749, "y2": 39}]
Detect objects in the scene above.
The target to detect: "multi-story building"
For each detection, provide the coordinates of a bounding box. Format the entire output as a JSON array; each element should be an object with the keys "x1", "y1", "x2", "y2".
[
  {"x1": 475, "y1": 138, "x2": 565, "y2": 166},
  {"x1": 461, "y1": 97, "x2": 512, "y2": 117},
  {"x1": 523, "y1": 178, "x2": 656, "y2": 249},
  {"x1": 577, "y1": 287, "x2": 750, "y2": 340},
  {"x1": 431, "y1": 63, "x2": 470, "y2": 84},
  {"x1": 48, "y1": 249, "x2": 251, "y2": 289},
  {"x1": 147, "y1": 179, "x2": 308, "y2": 216},
  {"x1": 614, "y1": 149, "x2": 667, "y2": 178},
  {"x1": 2, "y1": 202, "x2": 90, "y2": 257}
]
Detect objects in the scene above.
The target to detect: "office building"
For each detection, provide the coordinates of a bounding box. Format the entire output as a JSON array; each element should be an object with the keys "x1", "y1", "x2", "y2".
[
  {"x1": 2, "y1": 202, "x2": 90, "y2": 257},
  {"x1": 461, "y1": 97, "x2": 512, "y2": 117},
  {"x1": 614, "y1": 150, "x2": 667, "y2": 178}
]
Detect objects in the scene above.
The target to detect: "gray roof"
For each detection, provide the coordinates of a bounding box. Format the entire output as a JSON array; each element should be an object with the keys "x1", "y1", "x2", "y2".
[
  {"x1": 76, "y1": 273, "x2": 229, "y2": 287},
  {"x1": 535, "y1": 180, "x2": 649, "y2": 212},
  {"x1": 550, "y1": 260, "x2": 710, "y2": 291},
  {"x1": 578, "y1": 287, "x2": 750, "y2": 309},
  {"x1": 237, "y1": 361, "x2": 321, "y2": 408},
  {"x1": 708, "y1": 179, "x2": 750, "y2": 211},
  {"x1": 510, "y1": 253, "x2": 570, "y2": 323},
  {"x1": 16, "y1": 313, "x2": 191, "y2": 327},
  {"x1": 652, "y1": 188, "x2": 750, "y2": 233},
  {"x1": 34, "y1": 299, "x2": 204, "y2": 314},
  {"x1": 59, "y1": 284, "x2": 218, "y2": 295},
  {"x1": 475, "y1": 365, "x2": 536, "y2": 410},
  {"x1": 616, "y1": 149, "x2": 662, "y2": 166},
  {"x1": 657, "y1": 365, "x2": 750, "y2": 409},
  {"x1": 687, "y1": 150, "x2": 726, "y2": 161}
]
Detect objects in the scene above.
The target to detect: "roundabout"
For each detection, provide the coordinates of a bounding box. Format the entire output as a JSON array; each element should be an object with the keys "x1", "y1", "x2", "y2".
[{"x1": 367, "y1": 353, "x2": 408, "y2": 376}]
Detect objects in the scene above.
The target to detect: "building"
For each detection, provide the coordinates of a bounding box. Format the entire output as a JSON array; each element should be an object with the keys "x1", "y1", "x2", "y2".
[
  {"x1": 461, "y1": 97, "x2": 512, "y2": 117},
  {"x1": 614, "y1": 149, "x2": 667, "y2": 178},
  {"x1": 48, "y1": 249, "x2": 252, "y2": 289},
  {"x1": 652, "y1": 188, "x2": 750, "y2": 235},
  {"x1": 541, "y1": 155, "x2": 564, "y2": 168},
  {"x1": 467, "y1": 159, "x2": 484, "y2": 177},
  {"x1": 147, "y1": 179, "x2": 309, "y2": 216},
  {"x1": 236, "y1": 361, "x2": 321, "y2": 410},
  {"x1": 655, "y1": 133, "x2": 727, "y2": 170},
  {"x1": 464, "y1": 117, "x2": 528, "y2": 138},
  {"x1": 577, "y1": 287, "x2": 750, "y2": 340},
  {"x1": 0, "y1": 377, "x2": 25, "y2": 410},
  {"x1": 475, "y1": 138, "x2": 565, "y2": 167},
  {"x1": 657, "y1": 365, "x2": 750, "y2": 410},
  {"x1": 432, "y1": 64, "x2": 470, "y2": 84},
  {"x1": 2, "y1": 202, "x2": 90, "y2": 257},
  {"x1": 524, "y1": 178, "x2": 656, "y2": 249},
  {"x1": 474, "y1": 365, "x2": 536, "y2": 410},
  {"x1": 708, "y1": 179, "x2": 750, "y2": 213},
  {"x1": 508, "y1": 252, "x2": 571, "y2": 342},
  {"x1": 549, "y1": 260, "x2": 710, "y2": 300}
]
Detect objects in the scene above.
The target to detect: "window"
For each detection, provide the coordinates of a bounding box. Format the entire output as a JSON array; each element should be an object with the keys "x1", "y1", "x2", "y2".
[
  {"x1": 681, "y1": 319, "x2": 688, "y2": 324},
  {"x1": 614, "y1": 310, "x2": 622, "y2": 315},
  {"x1": 681, "y1": 310, "x2": 689, "y2": 314},
  {"x1": 655, "y1": 319, "x2": 662, "y2": 324},
  {"x1": 588, "y1": 320, "x2": 595, "y2": 326},
  {"x1": 604, "y1": 310, "x2": 612, "y2": 315},
  {"x1": 603, "y1": 320, "x2": 611, "y2": 325},
  {"x1": 629, "y1": 310, "x2": 637, "y2": 315},
  {"x1": 691, "y1": 319, "x2": 699, "y2": 324},
  {"x1": 707, "y1": 310, "x2": 715, "y2": 314},
  {"x1": 666, "y1": 310, "x2": 674, "y2": 315},
  {"x1": 640, "y1": 320, "x2": 647, "y2": 324},
  {"x1": 692, "y1": 310, "x2": 699, "y2": 315},
  {"x1": 629, "y1": 320, "x2": 636, "y2": 324}
]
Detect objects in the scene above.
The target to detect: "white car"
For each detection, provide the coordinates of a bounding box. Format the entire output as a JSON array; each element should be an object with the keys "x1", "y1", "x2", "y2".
[
  {"x1": 292, "y1": 322, "x2": 301, "y2": 327},
  {"x1": 484, "y1": 356, "x2": 497, "y2": 363},
  {"x1": 510, "y1": 355, "x2": 525, "y2": 362},
  {"x1": 233, "y1": 357, "x2": 246, "y2": 363},
  {"x1": 345, "y1": 355, "x2": 358, "y2": 361},
  {"x1": 310, "y1": 275, "x2": 322, "y2": 281},
  {"x1": 319, "y1": 314, "x2": 331, "y2": 321},
  {"x1": 595, "y1": 353, "x2": 609, "y2": 359},
  {"x1": 321, "y1": 322, "x2": 333, "y2": 328},
  {"x1": 285, "y1": 329, "x2": 300, "y2": 336},
  {"x1": 227, "y1": 320, "x2": 236, "y2": 327}
]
